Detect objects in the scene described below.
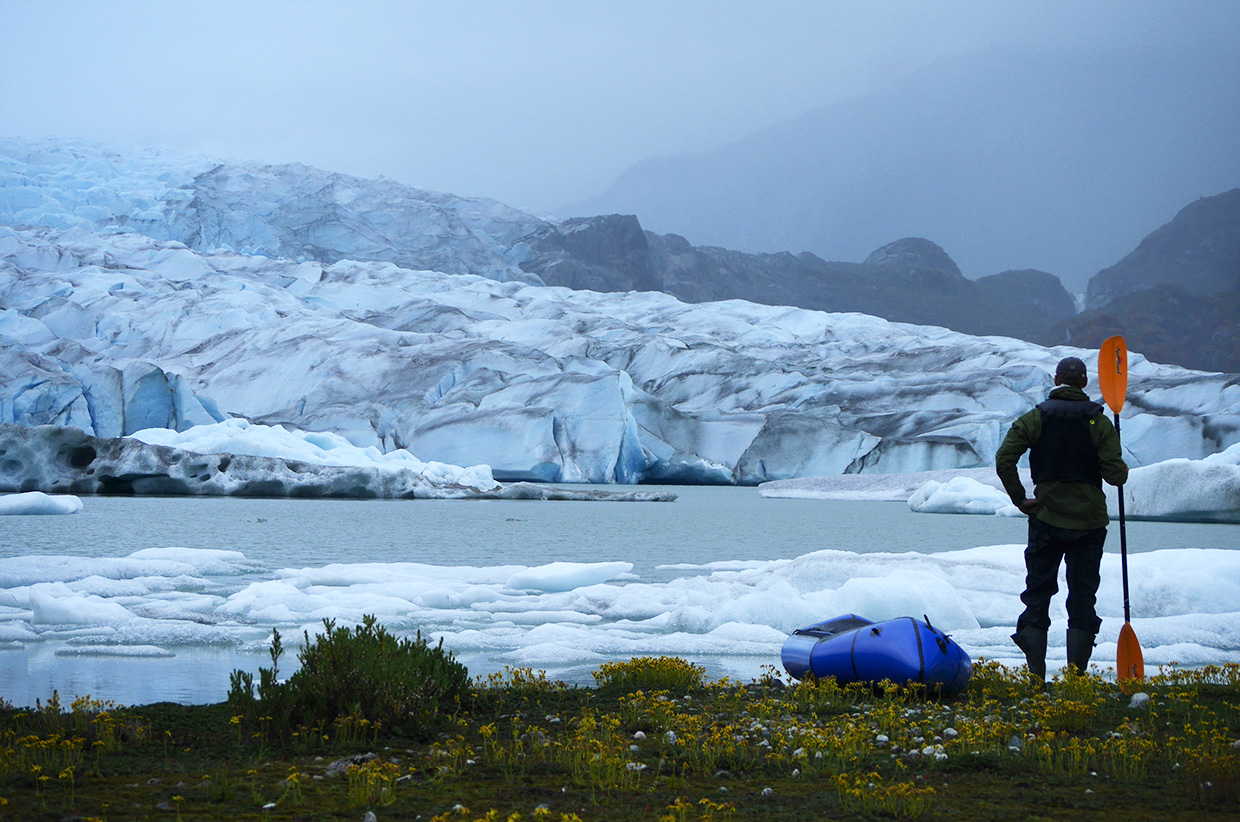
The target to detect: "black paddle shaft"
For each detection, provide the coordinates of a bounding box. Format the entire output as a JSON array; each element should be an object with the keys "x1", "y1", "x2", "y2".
[{"x1": 1115, "y1": 411, "x2": 1131, "y2": 623}]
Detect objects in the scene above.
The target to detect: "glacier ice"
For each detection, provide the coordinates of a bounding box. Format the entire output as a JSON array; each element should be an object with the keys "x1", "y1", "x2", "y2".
[
  {"x1": 4, "y1": 223, "x2": 1236, "y2": 486},
  {"x1": 0, "y1": 422, "x2": 675, "y2": 502},
  {"x1": 0, "y1": 422, "x2": 500, "y2": 499},
  {"x1": 2, "y1": 138, "x2": 1239, "y2": 487}
]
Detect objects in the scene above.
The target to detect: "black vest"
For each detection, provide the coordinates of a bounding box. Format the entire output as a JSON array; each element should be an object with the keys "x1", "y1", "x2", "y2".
[{"x1": 1030, "y1": 398, "x2": 1104, "y2": 488}]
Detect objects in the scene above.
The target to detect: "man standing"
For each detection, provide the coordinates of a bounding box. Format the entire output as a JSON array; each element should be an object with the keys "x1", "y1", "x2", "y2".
[{"x1": 995, "y1": 356, "x2": 1129, "y2": 681}]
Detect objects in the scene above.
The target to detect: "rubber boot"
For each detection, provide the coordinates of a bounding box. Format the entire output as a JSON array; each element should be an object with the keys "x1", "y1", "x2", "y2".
[
  {"x1": 1066, "y1": 628, "x2": 1095, "y2": 674},
  {"x1": 1011, "y1": 626, "x2": 1048, "y2": 682}
]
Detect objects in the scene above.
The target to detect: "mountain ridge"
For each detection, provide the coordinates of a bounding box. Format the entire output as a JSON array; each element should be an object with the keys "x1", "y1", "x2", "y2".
[{"x1": 568, "y1": 43, "x2": 1240, "y2": 293}]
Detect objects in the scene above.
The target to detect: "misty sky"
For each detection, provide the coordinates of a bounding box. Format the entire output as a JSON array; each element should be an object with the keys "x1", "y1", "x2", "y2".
[{"x1": 3, "y1": 0, "x2": 1236, "y2": 230}]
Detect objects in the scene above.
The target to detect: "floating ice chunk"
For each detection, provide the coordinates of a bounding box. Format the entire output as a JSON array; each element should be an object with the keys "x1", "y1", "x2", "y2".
[
  {"x1": 907, "y1": 477, "x2": 1021, "y2": 517},
  {"x1": 29, "y1": 583, "x2": 139, "y2": 626},
  {"x1": 505, "y1": 561, "x2": 635, "y2": 593},
  {"x1": 760, "y1": 468, "x2": 1030, "y2": 502},
  {"x1": 0, "y1": 492, "x2": 83, "y2": 515},
  {"x1": 55, "y1": 645, "x2": 175, "y2": 658},
  {"x1": 497, "y1": 641, "x2": 606, "y2": 666},
  {"x1": 1111, "y1": 443, "x2": 1240, "y2": 523}
]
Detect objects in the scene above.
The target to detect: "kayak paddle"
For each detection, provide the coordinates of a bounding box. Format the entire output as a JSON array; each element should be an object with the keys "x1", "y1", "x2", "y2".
[{"x1": 1098, "y1": 335, "x2": 1144, "y2": 683}]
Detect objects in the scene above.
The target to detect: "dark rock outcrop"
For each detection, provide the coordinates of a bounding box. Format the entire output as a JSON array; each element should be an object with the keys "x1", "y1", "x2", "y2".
[
  {"x1": 527, "y1": 225, "x2": 1077, "y2": 341},
  {"x1": 976, "y1": 270, "x2": 1077, "y2": 321},
  {"x1": 1085, "y1": 189, "x2": 1240, "y2": 311},
  {"x1": 1051, "y1": 189, "x2": 1240, "y2": 372},
  {"x1": 519, "y1": 214, "x2": 660, "y2": 292}
]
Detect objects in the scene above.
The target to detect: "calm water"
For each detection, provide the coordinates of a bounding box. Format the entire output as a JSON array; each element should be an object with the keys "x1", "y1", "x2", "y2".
[
  {"x1": 1, "y1": 487, "x2": 1235, "y2": 705},
  {"x1": 3, "y1": 486, "x2": 1231, "y2": 573}
]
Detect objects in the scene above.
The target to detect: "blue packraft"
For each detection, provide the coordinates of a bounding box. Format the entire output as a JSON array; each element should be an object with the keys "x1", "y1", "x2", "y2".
[{"x1": 781, "y1": 614, "x2": 972, "y2": 694}]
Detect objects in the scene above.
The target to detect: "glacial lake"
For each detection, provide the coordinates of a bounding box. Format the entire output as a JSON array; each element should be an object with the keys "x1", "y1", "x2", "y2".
[{"x1": 1, "y1": 487, "x2": 1236, "y2": 707}]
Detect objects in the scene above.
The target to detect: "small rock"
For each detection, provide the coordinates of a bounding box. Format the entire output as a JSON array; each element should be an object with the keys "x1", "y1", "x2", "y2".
[
  {"x1": 944, "y1": 728, "x2": 959, "y2": 739},
  {"x1": 761, "y1": 787, "x2": 773, "y2": 796},
  {"x1": 147, "y1": 777, "x2": 163, "y2": 785},
  {"x1": 326, "y1": 753, "x2": 378, "y2": 777},
  {"x1": 715, "y1": 770, "x2": 733, "y2": 779},
  {"x1": 633, "y1": 731, "x2": 646, "y2": 741},
  {"x1": 1008, "y1": 735, "x2": 1024, "y2": 751},
  {"x1": 1128, "y1": 692, "x2": 1151, "y2": 710},
  {"x1": 364, "y1": 812, "x2": 378, "y2": 822},
  {"x1": 155, "y1": 802, "x2": 173, "y2": 812},
  {"x1": 792, "y1": 768, "x2": 801, "y2": 777}
]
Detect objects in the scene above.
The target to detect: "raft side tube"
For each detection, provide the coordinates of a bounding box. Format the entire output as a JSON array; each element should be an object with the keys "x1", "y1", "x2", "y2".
[{"x1": 780, "y1": 614, "x2": 871, "y2": 680}]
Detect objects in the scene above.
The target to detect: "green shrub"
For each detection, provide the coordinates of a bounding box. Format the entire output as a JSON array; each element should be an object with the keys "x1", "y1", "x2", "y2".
[{"x1": 228, "y1": 615, "x2": 469, "y2": 742}]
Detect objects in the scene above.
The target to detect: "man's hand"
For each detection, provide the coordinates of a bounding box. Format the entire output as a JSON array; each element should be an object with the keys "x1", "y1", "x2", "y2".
[{"x1": 1019, "y1": 498, "x2": 1039, "y2": 516}]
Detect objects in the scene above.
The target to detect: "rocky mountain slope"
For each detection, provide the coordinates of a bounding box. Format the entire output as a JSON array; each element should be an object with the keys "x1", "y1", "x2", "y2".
[
  {"x1": 521, "y1": 219, "x2": 1076, "y2": 341},
  {"x1": 1048, "y1": 189, "x2": 1240, "y2": 372}
]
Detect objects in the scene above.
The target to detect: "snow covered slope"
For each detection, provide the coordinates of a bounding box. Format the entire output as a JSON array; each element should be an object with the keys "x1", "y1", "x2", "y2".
[{"x1": 2, "y1": 140, "x2": 1238, "y2": 484}]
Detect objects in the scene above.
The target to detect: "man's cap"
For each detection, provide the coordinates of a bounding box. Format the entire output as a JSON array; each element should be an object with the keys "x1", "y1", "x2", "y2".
[{"x1": 1056, "y1": 357, "x2": 1087, "y2": 379}]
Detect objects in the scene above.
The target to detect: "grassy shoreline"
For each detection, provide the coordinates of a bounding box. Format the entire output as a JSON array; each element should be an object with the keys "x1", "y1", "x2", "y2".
[{"x1": 3, "y1": 658, "x2": 1238, "y2": 821}]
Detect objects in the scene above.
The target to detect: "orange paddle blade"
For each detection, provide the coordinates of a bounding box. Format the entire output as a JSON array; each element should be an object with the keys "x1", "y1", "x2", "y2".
[
  {"x1": 1098, "y1": 336, "x2": 1128, "y2": 415},
  {"x1": 1117, "y1": 621, "x2": 1144, "y2": 684}
]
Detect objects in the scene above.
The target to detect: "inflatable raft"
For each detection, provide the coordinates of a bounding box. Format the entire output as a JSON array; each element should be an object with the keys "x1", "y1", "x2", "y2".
[{"x1": 781, "y1": 614, "x2": 972, "y2": 694}]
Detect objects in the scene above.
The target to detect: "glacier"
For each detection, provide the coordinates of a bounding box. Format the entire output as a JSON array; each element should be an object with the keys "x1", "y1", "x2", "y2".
[{"x1": 2, "y1": 138, "x2": 1239, "y2": 486}]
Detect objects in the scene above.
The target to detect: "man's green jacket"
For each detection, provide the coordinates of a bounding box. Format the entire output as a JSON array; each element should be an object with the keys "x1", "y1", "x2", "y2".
[{"x1": 995, "y1": 385, "x2": 1129, "y2": 530}]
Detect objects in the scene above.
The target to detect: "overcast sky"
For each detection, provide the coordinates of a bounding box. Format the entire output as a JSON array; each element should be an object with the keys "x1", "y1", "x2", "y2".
[{"x1": 2, "y1": 0, "x2": 1235, "y2": 215}]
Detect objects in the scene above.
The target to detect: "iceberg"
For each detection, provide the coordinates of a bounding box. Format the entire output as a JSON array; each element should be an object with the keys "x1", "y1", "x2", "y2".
[
  {"x1": 908, "y1": 477, "x2": 1022, "y2": 517},
  {"x1": 767, "y1": 446, "x2": 1240, "y2": 523},
  {"x1": 0, "y1": 491, "x2": 83, "y2": 515}
]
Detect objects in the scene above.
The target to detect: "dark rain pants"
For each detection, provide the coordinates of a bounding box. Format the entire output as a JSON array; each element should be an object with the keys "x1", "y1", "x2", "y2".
[{"x1": 1015, "y1": 517, "x2": 1106, "y2": 635}]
